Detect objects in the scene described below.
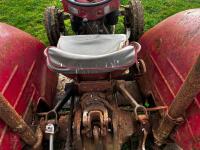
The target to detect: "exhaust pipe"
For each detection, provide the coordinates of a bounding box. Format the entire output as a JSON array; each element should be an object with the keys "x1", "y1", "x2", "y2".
[
  {"x1": 154, "y1": 55, "x2": 200, "y2": 146},
  {"x1": 0, "y1": 93, "x2": 37, "y2": 146}
]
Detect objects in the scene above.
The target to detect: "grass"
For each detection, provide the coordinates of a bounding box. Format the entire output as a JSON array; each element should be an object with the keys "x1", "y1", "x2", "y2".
[
  {"x1": 142, "y1": 0, "x2": 200, "y2": 30},
  {"x1": 0, "y1": 0, "x2": 200, "y2": 45}
]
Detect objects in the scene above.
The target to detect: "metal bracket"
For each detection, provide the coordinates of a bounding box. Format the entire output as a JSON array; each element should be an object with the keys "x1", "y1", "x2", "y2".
[
  {"x1": 45, "y1": 124, "x2": 55, "y2": 134},
  {"x1": 165, "y1": 110, "x2": 185, "y2": 125}
]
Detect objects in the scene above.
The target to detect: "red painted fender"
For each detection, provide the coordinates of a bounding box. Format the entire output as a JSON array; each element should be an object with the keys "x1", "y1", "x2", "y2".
[
  {"x1": 0, "y1": 23, "x2": 58, "y2": 149},
  {"x1": 139, "y1": 9, "x2": 200, "y2": 149}
]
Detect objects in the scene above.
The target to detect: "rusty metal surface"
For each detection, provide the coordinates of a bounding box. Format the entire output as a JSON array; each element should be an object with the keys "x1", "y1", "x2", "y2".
[
  {"x1": 115, "y1": 81, "x2": 142, "y2": 106},
  {"x1": 76, "y1": 81, "x2": 113, "y2": 94},
  {"x1": 139, "y1": 9, "x2": 200, "y2": 149},
  {"x1": 0, "y1": 93, "x2": 37, "y2": 146},
  {"x1": 116, "y1": 80, "x2": 148, "y2": 120},
  {"x1": 72, "y1": 107, "x2": 82, "y2": 149},
  {"x1": 35, "y1": 80, "x2": 149, "y2": 150},
  {"x1": 154, "y1": 55, "x2": 200, "y2": 146},
  {"x1": 55, "y1": 74, "x2": 72, "y2": 104},
  {"x1": 33, "y1": 126, "x2": 43, "y2": 150},
  {"x1": 81, "y1": 93, "x2": 110, "y2": 139},
  {"x1": 71, "y1": 90, "x2": 137, "y2": 150},
  {"x1": 57, "y1": 115, "x2": 69, "y2": 141},
  {"x1": 79, "y1": 108, "x2": 135, "y2": 150},
  {"x1": 115, "y1": 109, "x2": 136, "y2": 147},
  {"x1": 80, "y1": 92, "x2": 111, "y2": 149},
  {"x1": 146, "y1": 106, "x2": 168, "y2": 112}
]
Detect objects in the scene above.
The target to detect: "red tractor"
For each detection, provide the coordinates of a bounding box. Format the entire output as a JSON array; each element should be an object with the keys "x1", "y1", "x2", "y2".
[
  {"x1": 44, "y1": 0, "x2": 144, "y2": 45},
  {"x1": 0, "y1": 0, "x2": 199, "y2": 149}
]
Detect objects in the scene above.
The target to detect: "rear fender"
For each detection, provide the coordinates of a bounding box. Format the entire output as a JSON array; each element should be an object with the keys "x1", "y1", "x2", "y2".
[
  {"x1": 0, "y1": 23, "x2": 58, "y2": 149},
  {"x1": 139, "y1": 9, "x2": 200, "y2": 149}
]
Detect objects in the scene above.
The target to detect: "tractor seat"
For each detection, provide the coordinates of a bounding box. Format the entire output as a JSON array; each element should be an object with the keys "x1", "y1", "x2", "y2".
[{"x1": 45, "y1": 34, "x2": 140, "y2": 74}]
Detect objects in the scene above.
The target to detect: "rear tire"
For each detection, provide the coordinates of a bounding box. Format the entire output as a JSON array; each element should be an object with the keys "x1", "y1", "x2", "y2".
[
  {"x1": 44, "y1": 6, "x2": 66, "y2": 46},
  {"x1": 124, "y1": 0, "x2": 144, "y2": 41}
]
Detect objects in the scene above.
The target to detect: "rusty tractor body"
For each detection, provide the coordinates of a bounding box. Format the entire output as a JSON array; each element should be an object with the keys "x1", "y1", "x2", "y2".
[
  {"x1": 139, "y1": 9, "x2": 200, "y2": 149},
  {"x1": 0, "y1": 8, "x2": 200, "y2": 150}
]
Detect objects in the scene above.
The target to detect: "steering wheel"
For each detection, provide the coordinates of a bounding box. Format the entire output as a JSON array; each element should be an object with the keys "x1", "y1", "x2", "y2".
[{"x1": 67, "y1": 0, "x2": 111, "y2": 7}]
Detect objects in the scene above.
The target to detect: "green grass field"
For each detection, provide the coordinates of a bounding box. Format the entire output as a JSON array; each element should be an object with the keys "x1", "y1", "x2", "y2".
[{"x1": 0, "y1": 0, "x2": 200, "y2": 45}]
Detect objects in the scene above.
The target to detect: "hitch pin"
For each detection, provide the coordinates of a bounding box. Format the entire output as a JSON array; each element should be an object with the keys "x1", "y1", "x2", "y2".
[
  {"x1": 141, "y1": 128, "x2": 148, "y2": 150},
  {"x1": 45, "y1": 123, "x2": 55, "y2": 150}
]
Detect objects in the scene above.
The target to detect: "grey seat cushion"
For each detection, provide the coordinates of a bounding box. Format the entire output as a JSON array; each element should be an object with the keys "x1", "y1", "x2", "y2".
[{"x1": 45, "y1": 34, "x2": 140, "y2": 74}]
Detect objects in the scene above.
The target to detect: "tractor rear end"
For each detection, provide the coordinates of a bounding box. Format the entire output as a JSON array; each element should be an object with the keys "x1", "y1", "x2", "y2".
[{"x1": 0, "y1": 3, "x2": 199, "y2": 150}]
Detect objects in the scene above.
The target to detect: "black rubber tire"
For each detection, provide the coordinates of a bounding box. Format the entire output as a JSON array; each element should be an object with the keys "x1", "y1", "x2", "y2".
[
  {"x1": 124, "y1": 0, "x2": 144, "y2": 41},
  {"x1": 105, "y1": 10, "x2": 119, "y2": 25},
  {"x1": 44, "y1": 6, "x2": 66, "y2": 46}
]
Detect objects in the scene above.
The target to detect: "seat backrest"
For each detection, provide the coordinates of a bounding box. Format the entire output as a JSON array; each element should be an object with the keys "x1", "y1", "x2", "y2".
[{"x1": 44, "y1": 35, "x2": 141, "y2": 80}]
